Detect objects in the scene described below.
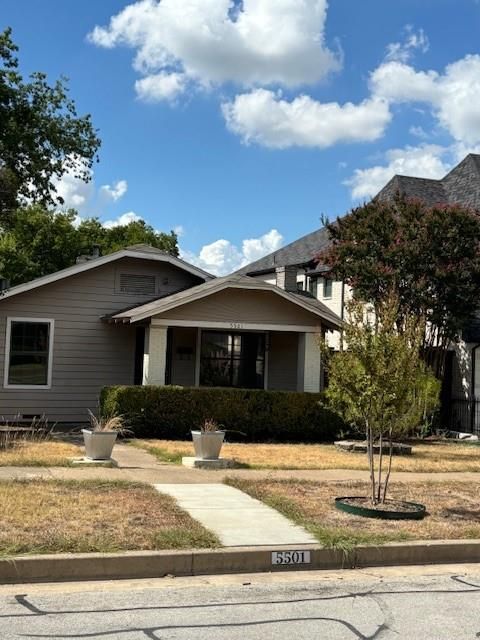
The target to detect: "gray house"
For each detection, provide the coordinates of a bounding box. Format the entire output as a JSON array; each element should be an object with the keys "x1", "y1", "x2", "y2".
[
  {"x1": 0, "y1": 244, "x2": 341, "y2": 424},
  {"x1": 237, "y1": 154, "x2": 480, "y2": 428}
]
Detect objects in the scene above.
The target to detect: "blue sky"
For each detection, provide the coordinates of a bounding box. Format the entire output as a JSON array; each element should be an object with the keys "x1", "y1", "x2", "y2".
[{"x1": 2, "y1": 0, "x2": 480, "y2": 273}]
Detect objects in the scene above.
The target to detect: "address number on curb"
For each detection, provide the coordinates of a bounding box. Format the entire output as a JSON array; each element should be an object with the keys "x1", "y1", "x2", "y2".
[{"x1": 271, "y1": 550, "x2": 311, "y2": 565}]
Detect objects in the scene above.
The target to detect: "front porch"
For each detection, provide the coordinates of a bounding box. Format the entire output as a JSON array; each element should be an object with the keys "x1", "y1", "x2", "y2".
[
  {"x1": 106, "y1": 274, "x2": 342, "y2": 395},
  {"x1": 143, "y1": 324, "x2": 323, "y2": 393}
]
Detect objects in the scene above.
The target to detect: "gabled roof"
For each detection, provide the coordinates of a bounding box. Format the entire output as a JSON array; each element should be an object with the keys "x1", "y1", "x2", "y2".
[
  {"x1": 375, "y1": 175, "x2": 447, "y2": 206},
  {"x1": 376, "y1": 153, "x2": 480, "y2": 209},
  {"x1": 107, "y1": 274, "x2": 342, "y2": 330},
  {"x1": 0, "y1": 245, "x2": 214, "y2": 301},
  {"x1": 238, "y1": 153, "x2": 480, "y2": 277},
  {"x1": 234, "y1": 227, "x2": 331, "y2": 276}
]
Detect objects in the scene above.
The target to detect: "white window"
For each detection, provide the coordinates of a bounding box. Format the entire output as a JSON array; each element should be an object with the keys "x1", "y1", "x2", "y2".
[
  {"x1": 323, "y1": 279, "x2": 333, "y2": 299},
  {"x1": 4, "y1": 318, "x2": 54, "y2": 389}
]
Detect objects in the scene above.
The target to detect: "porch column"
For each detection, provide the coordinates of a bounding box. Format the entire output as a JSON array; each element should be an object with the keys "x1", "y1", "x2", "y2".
[
  {"x1": 143, "y1": 325, "x2": 168, "y2": 385},
  {"x1": 297, "y1": 332, "x2": 321, "y2": 393}
]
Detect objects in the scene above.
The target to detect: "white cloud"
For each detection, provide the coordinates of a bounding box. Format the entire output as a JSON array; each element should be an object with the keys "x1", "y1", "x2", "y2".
[
  {"x1": 88, "y1": 0, "x2": 341, "y2": 101},
  {"x1": 371, "y1": 54, "x2": 480, "y2": 144},
  {"x1": 103, "y1": 211, "x2": 143, "y2": 229},
  {"x1": 385, "y1": 26, "x2": 429, "y2": 63},
  {"x1": 100, "y1": 179, "x2": 128, "y2": 202},
  {"x1": 181, "y1": 228, "x2": 284, "y2": 276},
  {"x1": 135, "y1": 72, "x2": 186, "y2": 102},
  {"x1": 173, "y1": 224, "x2": 185, "y2": 237},
  {"x1": 53, "y1": 168, "x2": 94, "y2": 209},
  {"x1": 222, "y1": 89, "x2": 391, "y2": 149},
  {"x1": 409, "y1": 125, "x2": 429, "y2": 139},
  {"x1": 345, "y1": 144, "x2": 451, "y2": 200}
]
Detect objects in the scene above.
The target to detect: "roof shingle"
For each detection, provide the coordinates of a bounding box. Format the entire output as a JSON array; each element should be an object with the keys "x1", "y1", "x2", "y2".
[{"x1": 238, "y1": 153, "x2": 480, "y2": 276}]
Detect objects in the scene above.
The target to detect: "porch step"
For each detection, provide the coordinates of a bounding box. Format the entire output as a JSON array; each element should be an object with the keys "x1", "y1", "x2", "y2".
[{"x1": 154, "y1": 483, "x2": 317, "y2": 547}]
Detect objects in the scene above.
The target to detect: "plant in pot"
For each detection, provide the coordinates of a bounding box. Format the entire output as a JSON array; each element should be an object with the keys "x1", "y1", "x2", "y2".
[
  {"x1": 191, "y1": 419, "x2": 225, "y2": 461},
  {"x1": 322, "y1": 293, "x2": 440, "y2": 520},
  {"x1": 82, "y1": 411, "x2": 125, "y2": 461}
]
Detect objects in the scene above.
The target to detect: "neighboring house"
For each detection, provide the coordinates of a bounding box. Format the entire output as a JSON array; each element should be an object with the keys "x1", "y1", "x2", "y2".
[
  {"x1": 0, "y1": 244, "x2": 341, "y2": 424},
  {"x1": 237, "y1": 154, "x2": 480, "y2": 430}
]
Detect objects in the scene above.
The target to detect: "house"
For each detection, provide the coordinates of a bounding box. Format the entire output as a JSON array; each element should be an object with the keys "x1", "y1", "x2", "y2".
[
  {"x1": 237, "y1": 154, "x2": 480, "y2": 430},
  {"x1": 0, "y1": 244, "x2": 341, "y2": 424}
]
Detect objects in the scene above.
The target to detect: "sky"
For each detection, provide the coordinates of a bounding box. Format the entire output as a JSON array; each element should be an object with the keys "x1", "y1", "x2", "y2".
[{"x1": 2, "y1": 0, "x2": 480, "y2": 274}]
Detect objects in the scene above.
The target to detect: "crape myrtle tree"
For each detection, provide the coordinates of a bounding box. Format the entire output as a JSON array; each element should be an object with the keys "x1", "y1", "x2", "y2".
[
  {"x1": 321, "y1": 195, "x2": 480, "y2": 377},
  {"x1": 0, "y1": 28, "x2": 100, "y2": 218},
  {"x1": 322, "y1": 295, "x2": 440, "y2": 505},
  {"x1": 0, "y1": 206, "x2": 179, "y2": 286}
]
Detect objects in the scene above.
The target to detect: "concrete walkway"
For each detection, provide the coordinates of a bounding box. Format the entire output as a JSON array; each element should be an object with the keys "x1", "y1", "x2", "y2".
[
  {"x1": 155, "y1": 483, "x2": 317, "y2": 546},
  {"x1": 2, "y1": 443, "x2": 480, "y2": 484}
]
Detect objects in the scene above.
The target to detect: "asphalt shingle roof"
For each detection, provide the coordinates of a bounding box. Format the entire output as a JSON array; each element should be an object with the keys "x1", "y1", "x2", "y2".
[
  {"x1": 235, "y1": 226, "x2": 331, "y2": 275},
  {"x1": 237, "y1": 154, "x2": 480, "y2": 276},
  {"x1": 107, "y1": 273, "x2": 342, "y2": 329}
]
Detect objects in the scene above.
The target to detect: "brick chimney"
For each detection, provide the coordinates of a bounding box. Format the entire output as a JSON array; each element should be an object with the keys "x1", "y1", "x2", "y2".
[{"x1": 275, "y1": 265, "x2": 298, "y2": 292}]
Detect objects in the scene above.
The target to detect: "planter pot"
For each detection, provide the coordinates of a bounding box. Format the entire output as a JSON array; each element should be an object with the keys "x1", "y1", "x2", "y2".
[
  {"x1": 82, "y1": 429, "x2": 118, "y2": 461},
  {"x1": 335, "y1": 496, "x2": 426, "y2": 520},
  {"x1": 191, "y1": 430, "x2": 225, "y2": 460}
]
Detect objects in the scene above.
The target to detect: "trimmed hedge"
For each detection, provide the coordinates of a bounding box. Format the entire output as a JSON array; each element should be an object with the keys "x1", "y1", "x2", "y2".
[{"x1": 100, "y1": 385, "x2": 345, "y2": 443}]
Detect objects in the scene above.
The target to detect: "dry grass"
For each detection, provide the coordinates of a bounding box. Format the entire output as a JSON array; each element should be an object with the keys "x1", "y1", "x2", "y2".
[
  {"x1": 227, "y1": 477, "x2": 480, "y2": 551},
  {"x1": 0, "y1": 479, "x2": 219, "y2": 556},
  {"x1": 0, "y1": 441, "x2": 83, "y2": 467},
  {"x1": 134, "y1": 439, "x2": 480, "y2": 472}
]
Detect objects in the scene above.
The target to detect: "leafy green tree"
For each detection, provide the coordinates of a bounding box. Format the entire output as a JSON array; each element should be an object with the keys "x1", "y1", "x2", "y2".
[
  {"x1": 322, "y1": 195, "x2": 480, "y2": 375},
  {"x1": 323, "y1": 295, "x2": 440, "y2": 505},
  {"x1": 0, "y1": 206, "x2": 179, "y2": 286},
  {"x1": 89, "y1": 219, "x2": 179, "y2": 256},
  {"x1": 0, "y1": 28, "x2": 100, "y2": 215}
]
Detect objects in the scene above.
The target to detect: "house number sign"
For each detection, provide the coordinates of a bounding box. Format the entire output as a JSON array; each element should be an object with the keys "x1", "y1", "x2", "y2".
[
  {"x1": 271, "y1": 550, "x2": 311, "y2": 565},
  {"x1": 230, "y1": 322, "x2": 244, "y2": 329}
]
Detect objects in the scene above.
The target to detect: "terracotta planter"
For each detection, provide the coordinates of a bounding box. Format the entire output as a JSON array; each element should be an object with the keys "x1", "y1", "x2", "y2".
[
  {"x1": 82, "y1": 429, "x2": 118, "y2": 460},
  {"x1": 191, "y1": 430, "x2": 225, "y2": 460}
]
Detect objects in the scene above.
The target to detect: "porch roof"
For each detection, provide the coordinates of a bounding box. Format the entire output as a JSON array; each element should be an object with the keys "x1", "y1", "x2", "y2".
[{"x1": 104, "y1": 274, "x2": 342, "y2": 330}]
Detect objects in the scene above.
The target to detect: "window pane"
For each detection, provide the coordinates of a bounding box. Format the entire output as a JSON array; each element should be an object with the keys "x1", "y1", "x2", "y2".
[
  {"x1": 200, "y1": 331, "x2": 265, "y2": 389},
  {"x1": 323, "y1": 279, "x2": 333, "y2": 298},
  {"x1": 201, "y1": 332, "x2": 230, "y2": 358},
  {"x1": 8, "y1": 321, "x2": 50, "y2": 386}
]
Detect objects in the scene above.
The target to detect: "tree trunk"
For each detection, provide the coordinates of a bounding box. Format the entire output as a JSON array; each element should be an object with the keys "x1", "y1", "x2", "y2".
[
  {"x1": 366, "y1": 422, "x2": 376, "y2": 504},
  {"x1": 377, "y1": 432, "x2": 384, "y2": 504},
  {"x1": 382, "y1": 429, "x2": 394, "y2": 502}
]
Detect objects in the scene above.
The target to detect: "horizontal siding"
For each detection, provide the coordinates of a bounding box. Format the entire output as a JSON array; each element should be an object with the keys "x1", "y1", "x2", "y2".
[
  {"x1": 158, "y1": 289, "x2": 323, "y2": 327},
  {"x1": 0, "y1": 257, "x2": 201, "y2": 422}
]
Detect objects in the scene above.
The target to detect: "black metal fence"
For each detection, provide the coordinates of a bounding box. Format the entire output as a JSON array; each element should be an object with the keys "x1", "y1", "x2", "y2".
[{"x1": 445, "y1": 399, "x2": 480, "y2": 435}]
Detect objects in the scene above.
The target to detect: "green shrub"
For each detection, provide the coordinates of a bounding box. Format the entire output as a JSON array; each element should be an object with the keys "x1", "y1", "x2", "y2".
[{"x1": 100, "y1": 385, "x2": 345, "y2": 443}]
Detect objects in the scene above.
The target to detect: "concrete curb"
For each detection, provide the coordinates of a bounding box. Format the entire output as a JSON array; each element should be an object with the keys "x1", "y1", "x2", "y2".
[{"x1": 1, "y1": 540, "x2": 479, "y2": 584}]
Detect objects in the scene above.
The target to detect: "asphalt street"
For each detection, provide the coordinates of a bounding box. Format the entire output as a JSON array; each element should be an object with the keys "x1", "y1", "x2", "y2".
[{"x1": 1, "y1": 565, "x2": 480, "y2": 639}]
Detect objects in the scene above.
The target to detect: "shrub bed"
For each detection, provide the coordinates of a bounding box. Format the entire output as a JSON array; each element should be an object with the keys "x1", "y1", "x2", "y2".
[{"x1": 100, "y1": 385, "x2": 345, "y2": 443}]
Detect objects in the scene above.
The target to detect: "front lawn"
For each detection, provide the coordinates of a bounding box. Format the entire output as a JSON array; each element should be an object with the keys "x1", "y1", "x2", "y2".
[
  {"x1": 133, "y1": 439, "x2": 480, "y2": 472},
  {"x1": 0, "y1": 479, "x2": 219, "y2": 556},
  {"x1": 227, "y1": 478, "x2": 480, "y2": 551},
  {"x1": 0, "y1": 441, "x2": 83, "y2": 467}
]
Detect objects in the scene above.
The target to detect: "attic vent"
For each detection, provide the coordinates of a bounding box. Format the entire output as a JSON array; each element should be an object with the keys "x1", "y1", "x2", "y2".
[{"x1": 119, "y1": 273, "x2": 156, "y2": 295}]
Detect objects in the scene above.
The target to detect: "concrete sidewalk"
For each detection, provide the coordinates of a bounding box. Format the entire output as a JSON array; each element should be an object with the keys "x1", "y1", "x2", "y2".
[
  {"x1": 1, "y1": 443, "x2": 480, "y2": 484},
  {"x1": 155, "y1": 483, "x2": 317, "y2": 546}
]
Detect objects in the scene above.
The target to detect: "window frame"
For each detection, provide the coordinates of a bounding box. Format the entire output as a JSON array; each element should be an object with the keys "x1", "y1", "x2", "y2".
[
  {"x1": 323, "y1": 278, "x2": 333, "y2": 300},
  {"x1": 4, "y1": 317, "x2": 55, "y2": 390},
  {"x1": 199, "y1": 330, "x2": 266, "y2": 389}
]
